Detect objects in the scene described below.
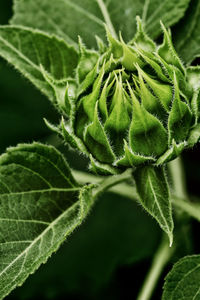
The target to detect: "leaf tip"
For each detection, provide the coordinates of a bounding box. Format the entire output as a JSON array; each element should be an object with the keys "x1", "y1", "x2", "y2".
[{"x1": 168, "y1": 231, "x2": 173, "y2": 247}]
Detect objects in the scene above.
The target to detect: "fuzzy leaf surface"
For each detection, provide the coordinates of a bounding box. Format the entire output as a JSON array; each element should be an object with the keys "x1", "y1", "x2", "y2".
[
  {"x1": 11, "y1": 0, "x2": 190, "y2": 46},
  {"x1": 162, "y1": 255, "x2": 200, "y2": 299},
  {"x1": 174, "y1": 0, "x2": 200, "y2": 64},
  {"x1": 0, "y1": 143, "x2": 94, "y2": 300},
  {"x1": 0, "y1": 26, "x2": 78, "y2": 103},
  {"x1": 133, "y1": 166, "x2": 174, "y2": 245}
]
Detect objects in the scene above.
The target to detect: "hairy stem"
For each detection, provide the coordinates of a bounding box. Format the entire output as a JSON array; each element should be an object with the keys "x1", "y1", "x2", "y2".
[
  {"x1": 73, "y1": 169, "x2": 137, "y2": 198},
  {"x1": 73, "y1": 165, "x2": 200, "y2": 221},
  {"x1": 92, "y1": 169, "x2": 133, "y2": 198},
  {"x1": 136, "y1": 237, "x2": 173, "y2": 300}
]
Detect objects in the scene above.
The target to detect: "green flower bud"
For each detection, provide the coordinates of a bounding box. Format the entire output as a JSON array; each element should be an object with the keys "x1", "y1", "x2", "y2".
[{"x1": 57, "y1": 17, "x2": 200, "y2": 174}]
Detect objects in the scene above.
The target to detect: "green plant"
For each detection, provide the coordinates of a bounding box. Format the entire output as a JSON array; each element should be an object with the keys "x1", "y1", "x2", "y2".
[{"x1": 1, "y1": 0, "x2": 200, "y2": 299}]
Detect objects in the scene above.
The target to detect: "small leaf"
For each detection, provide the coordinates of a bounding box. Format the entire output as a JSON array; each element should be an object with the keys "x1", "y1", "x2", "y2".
[
  {"x1": 115, "y1": 140, "x2": 155, "y2": 167},
  {"x1": 77, "y1": 37, "x2": 99, "y2": 83},
  {"x1": 136, "y1": 63, "x2": 173, "y2": 111},
  {"x1": 89, "y1": 155, "x2": 119, "y2": 175},
  {"x1": 133, "y1": 165, "x2": 174, "y2": 245},
  {"x1": 156, "y1": 140, "x2": 187, "y2": 165},
  {"x1": 75, "y1": 65, "x2": 105, "y2": 139},
  {"x1": 158, "y1": 22, "x2": 185, "y2": 74},
  {"x1": 134, "y1": 45, "x2": 169, "y2": 83},
  {"x1": 131, "y1": 16, "x2": 156, "y2": 52},
  {"x1": 162, "y1": 255, "x2": 200, "y2": 300},
  {"x1": 0, "y1": 143, "x2": 95, "y2": 299},
  {"x1": 60, "y1": 118, "x2": 89, "y2": 156},
  {"x1": 120, "y1": 34, "x2": 143, "y2": 71}
]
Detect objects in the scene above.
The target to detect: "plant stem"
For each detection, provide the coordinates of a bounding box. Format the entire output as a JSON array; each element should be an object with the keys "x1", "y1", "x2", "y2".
[
  {"x1": 172, "y1": 196, "x2": 200, "y2": 221},
  {"x1": 136, "y1": 238, "x2": 173, "y2": 300},
  {"x1": 73, "y1": 166, "x2": 200, "y2": 221},
  {"x1": 73, "y1": 169, "x2": 137, "y2": 198},
  {"x1": 92, "y1": 169, "x2": 133, "y2": 198},
  {"x1": 168, "y1": 157, "x2": 188, "y2": 199}
]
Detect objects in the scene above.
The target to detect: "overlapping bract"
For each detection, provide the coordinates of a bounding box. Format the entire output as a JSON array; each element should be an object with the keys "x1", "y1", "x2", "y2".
[{"x1": 49, "y1": 18, "x2": 200, "y2": 174}]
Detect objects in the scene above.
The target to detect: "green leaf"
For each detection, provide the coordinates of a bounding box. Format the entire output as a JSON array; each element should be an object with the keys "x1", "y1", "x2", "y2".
[
  {"x1": 173, "y1": 0, "x2": 200, "y2": 64},
  {"x1": 162, "y1": 255, "x2": 200, "y2": 300},
  {"x1": 9, "y1": 192, "x2": 161, "y2": 299},
  {"x1": 0, "y1": 25, "x2": 78, "y2": 103},
  {"x1": 11, "y1": 0, "x2": 190, "y2": 47},
  {"x1": 133, "y1": 165, "x2": 174, "y2": 246},
  {"x1": 0, "y1": 143, "x2": 94, "y2": 299}
]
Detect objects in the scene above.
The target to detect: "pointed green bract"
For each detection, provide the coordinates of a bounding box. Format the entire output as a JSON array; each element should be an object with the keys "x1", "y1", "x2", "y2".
[
  {"x1": 136, "y1": 63, "x2": 166, "y2": 117},
  {"x1": 84, "y1": 104, "x2": 116, "y2": 163},
  {"x1": 128, "y1": 84, "x2": 168, "y2": 157},
  {"x1": 104, "y1": 74, "x2": 131, "y2": 155},
  {"x1": 98, "y1": 74, "x2": 112, "y2": 121},
  {"x1": 136, "y1": 64, "x2": 173, "y2": 111},
  {"x1": 120, "y1": 35, "x2": 143, "y2": 71},
  {"x1": 77, "y1": 37, "x2": 99, "y2": 83},
  {"x1": 131, "y1": 16, "x2": 156, "y2": 52},
  {"x1": 134, "y1": 46, "x2": 169, "y2": 83},
  {"x1": 82, "y1": 65, "x2": 105, "y2": 122},
  {"x1": 156, "y1": 140, "x2": 187, "y2": 165},
  {"x1": 133, "y1": 166, "x2": 174, "y2": 245},
  {"x1": 115, "y1": 140, "x2": 155, "y2": 167},
  {"x1": 168, "y1": 73, "x2": 192, "y2": 143},
  {"x1": 158, "y1": 23, "x2": 185, "y2": 74},
  {"x1": 89, "y1": 155, "x2": 119, "y2": 175}
]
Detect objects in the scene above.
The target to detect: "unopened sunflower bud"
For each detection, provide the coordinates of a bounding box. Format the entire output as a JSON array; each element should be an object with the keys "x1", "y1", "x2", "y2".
[{"x1": 57, "y1": 17, "x2": 200, "y2": 174}]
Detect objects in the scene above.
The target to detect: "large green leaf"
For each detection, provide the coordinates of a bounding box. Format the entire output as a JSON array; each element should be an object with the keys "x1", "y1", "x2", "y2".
[
  {"x1": 9, "y1": 192, "x2": 161, "y2": 299},
  {"x1": 11, "y1": 0, "x2": 190, "y2": 47},
  {"x1": 0, "y1": 143, "x2": 94, "y2": 300},
  {"x1": 133, "y1": 165, "x2": 174, "y2": 246},
  {"x1": 173, "y1": 0, "x2": 200, "y2": 64},
  {"x1": 162, "y1": 255, "x2": 200, "y2": 299},
  {"x1": 0, "y1": 26, "x2": 78, "y2": 103}
]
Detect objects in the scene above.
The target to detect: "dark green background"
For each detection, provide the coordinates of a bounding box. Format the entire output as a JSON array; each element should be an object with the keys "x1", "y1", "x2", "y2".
[{"x1": 0, "y1": 1, "x2": 199, "y2": 299}]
